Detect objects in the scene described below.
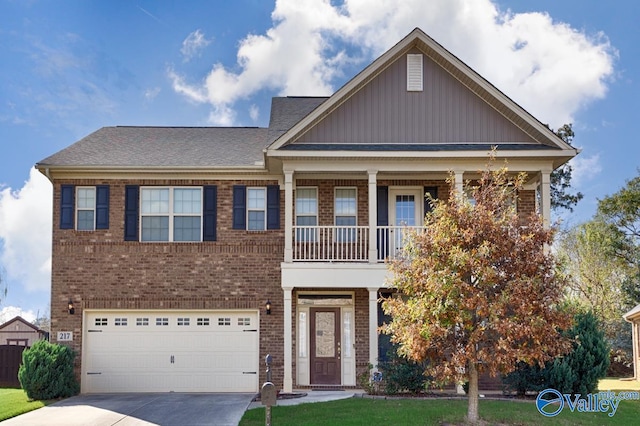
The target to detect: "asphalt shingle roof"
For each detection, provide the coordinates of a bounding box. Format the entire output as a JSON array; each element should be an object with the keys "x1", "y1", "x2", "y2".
[{"x1": 37, "y1": 126, "x2": 270, "y2": 168}]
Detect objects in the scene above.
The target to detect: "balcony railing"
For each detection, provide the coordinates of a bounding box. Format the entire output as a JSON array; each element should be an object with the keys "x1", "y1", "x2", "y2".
[{"x1": 292, "y1": 225, "x2": 422, "y2": 262}]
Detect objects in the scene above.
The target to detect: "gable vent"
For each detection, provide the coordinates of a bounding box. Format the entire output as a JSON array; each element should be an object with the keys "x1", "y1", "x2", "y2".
[{"x1": 407, "y1": 54, "x2": 423, "y2": 91}]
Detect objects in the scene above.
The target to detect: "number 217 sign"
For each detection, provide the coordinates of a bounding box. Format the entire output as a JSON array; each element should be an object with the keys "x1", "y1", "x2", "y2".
[{"x1": 57, "y1": 331, "x2": 73, "y2": 341}]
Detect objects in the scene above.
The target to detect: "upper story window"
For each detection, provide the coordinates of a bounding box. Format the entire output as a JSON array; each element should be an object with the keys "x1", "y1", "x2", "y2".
[
  {"x1": 76, "y1": 187, "x2": 96, "y2": 231},
  {"x1": 60, "y1": 184, "x2": 109, "y2": 231},
  {"x1": 232, "y1": 185, "x2": 280, "y2": 231},
  {"x1": 296, "y1": 187, "x2": 318, "y2": 241},
  {"x1": 140, "y1": 187, "x2": 202, "y2": 242},
  {"x1": 335, "y1": 188, "x2": 357, "y2": 242},
  {"x1": 247, "y1": 188, "x2": 266, "y2": 230}
]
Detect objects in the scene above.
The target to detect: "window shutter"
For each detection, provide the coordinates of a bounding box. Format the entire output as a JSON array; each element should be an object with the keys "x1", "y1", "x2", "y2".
[
  {"x1": 60, "y1": 185, "x2": 75, "y2": 229},
  {"x1": 95, "y1": 185, "x2": 110, "y2": 229},
  {"x1": 407, "y1": 54, "x2": 423, "y2": 91},
  {"x1": 203, "y1": 186, "x2": 217, "y2": 241},
  {"x1": 124, "y1": 185, "x2": 139, "y2": 241},
  {"x1": 376, "y1": 186, "x2": 389, "y2": 261},
  {"x1": 424, "y1": 186, "x2": 438, "y2": 215},
  {"x1": 232, "y1": 185, "x2": 246, "y2": 230},
  {"x1": 376, "y1": 186, "x2": 389, "y2": 226},
  {"x1": 266, "y1": 185, "x2": 280, "y2": 230}
]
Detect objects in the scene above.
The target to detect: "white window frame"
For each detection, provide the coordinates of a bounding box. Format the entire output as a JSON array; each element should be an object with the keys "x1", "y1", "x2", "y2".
[
  {"x1": 295, "y1": 187, "x2": 318, "y2": 242},
  {"x1": 246, "y1": 187, "x2": 267, "y2": 231},
  {"x1": 140, "y1": 187, "x2": 203, "y2": 242},
  {"x1": 76, "y1": 186, "x2": 96, "y2": 231},
  {"x1": 334, "y1": 187, "x2": 357, "y2": 242}
]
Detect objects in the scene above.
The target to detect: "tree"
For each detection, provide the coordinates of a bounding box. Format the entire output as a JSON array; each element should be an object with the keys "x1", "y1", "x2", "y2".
[
  {"x1": 381, "y1": 164, "x2": 573, "y2": 423},
  {"x1": 597, "y1": 172, "x2": 640, "y2": 305},
  {"x1": 550, "y1": 124, "x2": 583, "y2": 212},
  {"x1": 556, "y1": 220, "x2": 630, "y2": 339}
]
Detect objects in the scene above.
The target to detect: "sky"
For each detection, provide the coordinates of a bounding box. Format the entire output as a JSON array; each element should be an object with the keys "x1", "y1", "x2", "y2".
[{"x1": 0, "y1": 0, "x2": 637, "y2": 323}]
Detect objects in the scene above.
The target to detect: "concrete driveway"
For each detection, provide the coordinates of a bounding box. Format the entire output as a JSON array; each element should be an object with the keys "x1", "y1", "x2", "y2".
[{"x1": 2, "y1": 393, "x2": 255, "y2": 426}]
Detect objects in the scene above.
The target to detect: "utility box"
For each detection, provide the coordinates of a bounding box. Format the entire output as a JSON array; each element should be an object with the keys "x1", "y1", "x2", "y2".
[{"x1": 261, "y1": 381, "x2": 277, "y2": 406}]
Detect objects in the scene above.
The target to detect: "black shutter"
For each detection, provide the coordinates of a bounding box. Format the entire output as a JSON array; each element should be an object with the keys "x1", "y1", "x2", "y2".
[
  {"x1": 124, "y1": 185, "x2": 139, "y2": 241},
  {"x1": 424, "y1": 186, "x2": 438, "y2": 216},
  {"x1": 60, "y1": 185, "x2": 75, "y2": 229},
  {"x1": 266, "y1": 185, "x2": 280, "y2": 230},
  {"x1": 376, "y1": 186, "x2": 388, "y2": 226},
  {"x1": 95, "y1": 185, "x2": 110, "y2": 229},
  {"x1": 376, "y1": 186, "x2": 389, "y2": 261},
  {"x1": 232, "y1": 185, "x2": 246, "y2": 230},
  {"x1": 203, "y1": 186, "x2": 217, "y2": 241}
]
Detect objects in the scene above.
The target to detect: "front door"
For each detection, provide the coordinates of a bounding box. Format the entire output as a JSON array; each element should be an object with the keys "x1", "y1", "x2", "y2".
[
  {"x1": 310, "y1": 307, "x2": 341, "y2": 385},
  {"x1": 388, "y1": 188, "x2": 422, "y2": 254}
]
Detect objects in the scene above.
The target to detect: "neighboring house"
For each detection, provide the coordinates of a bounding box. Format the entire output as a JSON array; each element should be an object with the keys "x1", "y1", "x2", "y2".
[
  {"x1": 0, "y1": 316, "x2": 46, "y2": 346},
  {"x1": 624, "y1": 305, "x2": 640, "y2": 380},
  {"x1": 36, "y1": 28, "x2": 578, "y2": 394}
]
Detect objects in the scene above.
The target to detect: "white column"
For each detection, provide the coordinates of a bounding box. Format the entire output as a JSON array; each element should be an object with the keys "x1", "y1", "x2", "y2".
[
  {"x1": 454, "y1": 171, "x2": 464, "y2": 199},
  {"x1": 540, "y1": 171, "x2": 551, "y2": 229},
  {"x1": 368, "y1": 287, "x2": 379, "y2": 371},
  {"x1": 284, "y1": 171, "x2": 294, "y2": 262},
  {"x1": 368, "y1": 170, "x2": 378, "y2": 264},
  {"x1": 283, "y1": 287, "x2": 293, "y2": 392}
]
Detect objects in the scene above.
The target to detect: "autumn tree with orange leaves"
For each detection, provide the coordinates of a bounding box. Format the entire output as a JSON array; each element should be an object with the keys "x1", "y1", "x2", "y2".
[{"x1": 381, "y1": 164, "x2": 573, "y2": 424}]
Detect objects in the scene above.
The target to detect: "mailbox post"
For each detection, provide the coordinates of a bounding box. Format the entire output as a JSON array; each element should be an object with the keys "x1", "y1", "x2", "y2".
[{"x1": 261, "y1": 354, "x2": 277, "y2": 426}]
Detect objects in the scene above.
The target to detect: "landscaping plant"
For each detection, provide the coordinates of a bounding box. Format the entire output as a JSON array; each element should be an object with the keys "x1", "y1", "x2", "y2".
[{"x1": 18, "y1": 340, "x2": 79, "y2": 400}]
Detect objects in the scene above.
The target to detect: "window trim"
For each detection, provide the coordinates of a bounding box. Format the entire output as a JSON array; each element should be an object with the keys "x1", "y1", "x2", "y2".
[
  {"x1": 76, "y1": 186, "x2": 96, "y2": 231},
  {"x1": 295, "y1": 187, "x2": 318, "y2": 242},
  {"x1": 246, "y1": 187, "x2": 267, "y2": 231},
  {"x1": 334, "y1": 187, "x2": 357, "y2": 242},
  {"x1": 139, "y1": 186, "x2": 203, "y2": 242}
]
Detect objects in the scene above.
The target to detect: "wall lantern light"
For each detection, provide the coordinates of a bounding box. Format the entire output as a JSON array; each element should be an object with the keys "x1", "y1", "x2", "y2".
[
  {"x1": 266, "y1": 300, "x2": 272, "y2": 315},
  {"x1": 68, "y1": 299, "x2": 75, "y2": 315}
]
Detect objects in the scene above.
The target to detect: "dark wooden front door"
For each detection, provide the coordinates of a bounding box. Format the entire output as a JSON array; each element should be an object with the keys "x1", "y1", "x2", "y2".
[{"x1": 310, "y1": 307, "x2": 341, "y2": 385}]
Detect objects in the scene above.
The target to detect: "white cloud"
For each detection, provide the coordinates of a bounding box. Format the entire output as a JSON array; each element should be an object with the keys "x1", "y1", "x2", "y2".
[
  {"x1": 181, "y1": 29, "x2": 212, "y2": 62},
  {"x1": 570, "y1": 153, "x2": 602, "y2": 187},
  {"x1": 169, "y1": 0, "x2": 615, "y2": 128},
  {"x1": 144, "y1": 87, "x2": 161, "y2": 101},
  {"x1": 0, "y1": 306, "x2": 37, "y2": 324},
  {"x1": 249, "y1": 104, "x2": 260, "y2": 122},
  {"x1": 0, "y1": 168, "x2": 52, "y2": 294}
]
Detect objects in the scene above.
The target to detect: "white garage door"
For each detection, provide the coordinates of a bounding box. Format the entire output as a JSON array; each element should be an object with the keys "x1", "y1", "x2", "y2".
[{"x1": 82, "y1": 310, "x2": 259, "y2": 393}]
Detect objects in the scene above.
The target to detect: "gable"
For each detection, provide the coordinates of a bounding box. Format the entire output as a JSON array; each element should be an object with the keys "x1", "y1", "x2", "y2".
[
  {"x1": 294, "y1": 47, "x2": 537, "y2": 146},
  {"x1": 0, "y1": 316, "x2": 40, "y2": 333}
]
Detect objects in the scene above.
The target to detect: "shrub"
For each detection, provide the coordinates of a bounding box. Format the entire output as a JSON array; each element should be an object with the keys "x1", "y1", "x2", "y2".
[
  {"x1": 503, "y1": 311, "x2": 609, "y2": 396},
  {"x1": 378, "y1": 347, "x2": 429, "y2": 394},
  {"x1": 18, "y1": 340, "x2": 79, "y2": 400}
]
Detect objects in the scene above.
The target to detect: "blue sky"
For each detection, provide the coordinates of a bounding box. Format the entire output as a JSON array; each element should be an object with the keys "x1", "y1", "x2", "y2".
[{"x1": 0, "y1": 0, "x2": 637, "y2": 322}]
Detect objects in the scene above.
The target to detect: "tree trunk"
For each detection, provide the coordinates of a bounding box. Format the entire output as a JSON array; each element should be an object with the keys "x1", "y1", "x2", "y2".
[{"x1": 467, "y1": 362, "x2": 479, "y2": 424}]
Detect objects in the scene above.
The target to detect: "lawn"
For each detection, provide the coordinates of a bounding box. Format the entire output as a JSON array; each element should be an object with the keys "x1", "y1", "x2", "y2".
[
  {"x1": 0, "y1": 389, "x2": 51, "y2": 421},
  {"x1": 240, "y1": 378, "x2": 640, "y2": 425}
]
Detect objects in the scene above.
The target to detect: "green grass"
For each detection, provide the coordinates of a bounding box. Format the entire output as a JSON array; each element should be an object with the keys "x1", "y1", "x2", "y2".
[
  {"x1": 241, "y1": 394, "x2": 640, "y2": 425},
  {"x1": 0, "y1": 389, "x2": 51, "y2": 421}
]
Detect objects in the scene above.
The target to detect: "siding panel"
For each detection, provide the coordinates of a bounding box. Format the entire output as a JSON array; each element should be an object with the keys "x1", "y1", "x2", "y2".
[{"x1": 297, "y1": 49, "x2": 536, "y2": 145}]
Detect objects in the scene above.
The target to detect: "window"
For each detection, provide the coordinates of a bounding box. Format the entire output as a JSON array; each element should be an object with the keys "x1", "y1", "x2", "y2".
[
  {"x1": 76, "y1": 187, "x2": 96, "y2": 230},
  {"x1": 247, "y1": 188, "x2": 266, "y2": 230},
  {"x1": 238, "y1": 317, "x2": 251, "y2": 326},
  {"x1": 197, "y1": 318, "x2": 210, "y2": 326},
  {"x1": 95, "y1": 318, "x2": 108, "y2": 326},
  {"x1": 136, "y1": 318, "x2": 149, "y2": 326},
  {"x1": 156, "y1": 317, "x2": 169, "y2": 326},
  {"x1": 296, "y1": 187, "x2": 317, "y2": 241},
  {"x1": 218, "y1": 317, "x2": 231, "y2": 326},
  {"x1": 177, "y1": 318, "x2": 190, "y2": 326},
  {"x1": 335, "y1": 188, "x2": 357, "y2": 242},
  {"x1": 114, "y1": 318, "x2": 128, "y2": 326},
  {"x1": 140, "y1": 187, "x2": 202, "y2": 242}
]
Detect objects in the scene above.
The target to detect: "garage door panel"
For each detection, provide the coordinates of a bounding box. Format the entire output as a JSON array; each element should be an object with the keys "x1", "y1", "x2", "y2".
[{"x1": 83, "y1": 310, "x2": 259, "y2": 393}]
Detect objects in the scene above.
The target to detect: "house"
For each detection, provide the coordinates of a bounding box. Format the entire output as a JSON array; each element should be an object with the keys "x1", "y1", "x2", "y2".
[
  {"x1": 624, "y1": 305, "x2": 640, "y2": 380},
  {"x1": 36, "y1": 28, "x2": 577, "y2": 394},
  {"x1": 0, "y1": 316, "x2": 46, "y2": 346}
]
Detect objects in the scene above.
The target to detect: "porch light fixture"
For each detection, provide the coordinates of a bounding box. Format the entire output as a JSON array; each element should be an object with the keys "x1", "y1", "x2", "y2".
[
  {"x1": 68, "y1": 299, "x2": 75, "y2": 315},
  {"x1": 266, "y1": 300, "x2": 272, "y2": 315}
]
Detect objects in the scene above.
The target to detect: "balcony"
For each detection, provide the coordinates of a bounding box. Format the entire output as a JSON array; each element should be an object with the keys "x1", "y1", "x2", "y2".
[{"x1": 291, "y1": 225, "x2": 421, "y2": 262}]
